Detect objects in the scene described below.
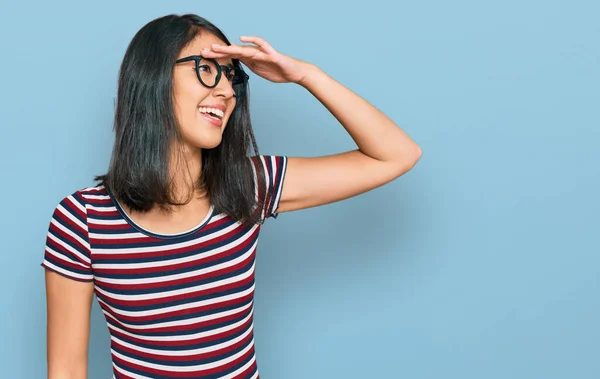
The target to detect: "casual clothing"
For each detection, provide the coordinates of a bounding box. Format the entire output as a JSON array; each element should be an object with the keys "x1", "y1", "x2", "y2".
[{"x1": 42, "y1": 155, "x2": 288, "y2": 379}]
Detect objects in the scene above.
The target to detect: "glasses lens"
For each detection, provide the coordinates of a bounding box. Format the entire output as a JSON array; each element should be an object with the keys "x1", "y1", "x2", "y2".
[
  {"x1": 195, "y1": 59, "x2": 247, "y2": 98},
  {"x1": 230, "y1": 69, "x2": 248, "y2": 98},
  {"x1": 197, "y1": 59, "x2": 219, "y2": 87}
]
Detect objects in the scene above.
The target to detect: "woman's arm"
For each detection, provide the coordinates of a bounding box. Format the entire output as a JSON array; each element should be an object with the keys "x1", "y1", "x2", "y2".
[
  {"x1": 205, "y1": 36, "x2": 422, "y2": 212},
  {"x1": 277, "y1": 63, "x2": 421, "y2": 213},
  {"x1": 45, "y1": 271, "x2": 94, "y2": 379}
]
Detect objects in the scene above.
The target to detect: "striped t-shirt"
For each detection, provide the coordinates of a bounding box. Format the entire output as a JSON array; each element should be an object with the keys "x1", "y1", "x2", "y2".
[{"x1": 41, "y1": 155, "x2": 288, "y2": 379}]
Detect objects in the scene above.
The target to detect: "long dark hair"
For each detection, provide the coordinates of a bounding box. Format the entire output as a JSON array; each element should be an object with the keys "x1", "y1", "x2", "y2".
[{"x1": 95, "y1": 14, "x2": 263, "y2": 224}]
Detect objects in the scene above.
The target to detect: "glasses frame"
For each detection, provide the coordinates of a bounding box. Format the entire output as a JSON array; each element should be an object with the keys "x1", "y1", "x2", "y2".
[{"x1": 175, "y1": 55, "x2": 249, "y2": 98}]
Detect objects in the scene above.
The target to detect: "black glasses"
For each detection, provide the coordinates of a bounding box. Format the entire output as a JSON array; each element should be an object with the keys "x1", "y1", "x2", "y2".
[{"x1": 175, "y1": 55, "x2": 249, "y2": 98}]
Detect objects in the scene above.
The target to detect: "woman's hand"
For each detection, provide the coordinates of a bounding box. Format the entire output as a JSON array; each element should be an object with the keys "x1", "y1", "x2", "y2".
[
  {"x1": 204, "y1": 35, "x2": 421, "y2": 215},
  {"x1": 201, "y1": 36, "x2": 312, "y2": 84}
]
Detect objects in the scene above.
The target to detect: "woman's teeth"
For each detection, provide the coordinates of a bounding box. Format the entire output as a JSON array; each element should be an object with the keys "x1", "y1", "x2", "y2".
[{"x1": 198, "y1": 107, "x2": 224, "y2": 119}]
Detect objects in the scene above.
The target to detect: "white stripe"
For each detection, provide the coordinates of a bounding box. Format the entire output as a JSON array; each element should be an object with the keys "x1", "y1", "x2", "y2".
[
  {"x1": 87, "y1": 218, "x2": 129, "y2": 226},
  {"x1": 81, "y1": 184, "x2": 104, "y2": 193},
  {"x1": 262, "y1": 156, "x2": 271, "y2": 218},
  {"x1": 94, "y1": 226, "x2": 256, "y2": 269},
  {"x1": 262, "y1": 156, "x2": 271, "y2": 187},
  {"x1": 54, "y1": 204, "x2": 89, "y2": 248},
  {"x1": 45, "y1": 246, "x2": 90, "y2": 269},
  {"x1": 103, "y1": 307, "x2": 254, "y2": 341},
  {"x1": 82, "y1": 193, "x2": 110, "y2": 200},
  {"x1": 65, "y1": 194, "x2": 86, "y2": 215},
  {"x1": 112, "y1": 363, "x2": 154, "y2": 379},
  {"x1": 47, "y1": 229, "x2": 91, "y2": 265},
  {"x1": 221, "y1": 355, "x2": 259, "y2": 379},
  {"x1": 87, "y1": 204, "x2": 117, "y2": 213},
  {"x1": 110, "y1": 318, "x2": 253, "y2": 356},
  {"x1": 112, "y1": 354, "x2": 257, "y2": 378},
  {"x1": 92, "y1": 220, "x2": 254, "y2": 255},
  {"x1": 110, "y1": 335, "x2": 254, "y2": 372},
  {"x1": 89, "y1": 212, "x2": 228, "y2": 237},
  {"x1": 42, "y1": 260, "x2": 93, "y2": 281},
  {"x1": 250, "y1": 157, "x2": 259, "y2": 199},
  {"x1": 49, "y1": 216, "x2": 89, "y2": 252},
  {"x1": 95, "y1": 253, "x2": 255, "y2": 301},
  {"x1": 249, "y1": 157, "x2": 261, "y2": 215},
  {"x1": 102, "y1": 301, "x2": 253, "y2": 330},
  {"x1": 89, "y1": 231, "x2": 146, "y2": 239},
  {"x1": 209, "y1": 213, "x2": 229, "y2": 222},
  {"x1": 271, "y1": 156, "x2": 287, "y2": 213},
  {"x1": 97, "y1": 283, "x2": 255, "y2": 318},
  {"x1": 93, "y1": 241, "x2": 256, "y2": 286},
  {"x1": 92, "y1": 240, "x2": 258, "y2": 285}
]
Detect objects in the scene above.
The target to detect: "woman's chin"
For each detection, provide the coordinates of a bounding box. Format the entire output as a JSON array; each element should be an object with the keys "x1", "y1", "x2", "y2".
[
  {"x1": 195, "y1": 135, "x2": 223, "y2": 150},
  {"x1": 201, "y1": 141, "x2": 222, "y2": 150},
  {"x1": 179, "y1": 122, "x2": 225, "y2": 150}
]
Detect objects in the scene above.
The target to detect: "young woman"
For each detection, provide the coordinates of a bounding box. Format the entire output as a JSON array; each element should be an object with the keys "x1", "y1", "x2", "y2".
[{"x1": 42, "y1": 13, "x2": 421, "y2": 379}]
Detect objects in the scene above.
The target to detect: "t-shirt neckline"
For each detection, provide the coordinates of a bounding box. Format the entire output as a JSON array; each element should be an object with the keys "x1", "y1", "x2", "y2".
[{"x1": 106, "y1": 187, "x2": 214, "y2": 240}]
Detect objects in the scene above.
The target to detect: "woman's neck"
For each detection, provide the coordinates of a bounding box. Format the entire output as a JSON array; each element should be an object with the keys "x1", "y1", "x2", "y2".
[{"x1": 167, "y1": 143, "x2": 203, "y2": 204}]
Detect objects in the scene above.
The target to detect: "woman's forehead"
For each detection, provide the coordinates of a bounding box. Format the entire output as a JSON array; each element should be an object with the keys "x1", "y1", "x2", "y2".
[{"x1": 180, "y1": 33, "x2": 234, "y2": 66}]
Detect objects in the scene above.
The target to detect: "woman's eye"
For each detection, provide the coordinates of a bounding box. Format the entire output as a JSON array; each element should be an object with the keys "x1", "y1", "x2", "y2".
[
  {"x1": 198, "y1": 65, "x2": 212, "y2": 73},
  {"x1": 226, "y1": 70, "x2": 237, "y2": 81}
]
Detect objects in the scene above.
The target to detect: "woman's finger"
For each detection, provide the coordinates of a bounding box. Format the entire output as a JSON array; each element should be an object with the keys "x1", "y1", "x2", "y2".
[
  {"x1": 201, "y1": 51, "x2": 261, "y2": 61},
  {"x1": 211, "y1": 43, "x2": 262, "y2": 58},
  {"x1": 239, "y1": 36, "x2": 276, "y2": 55},
  {"x1": 204, "y1": 46, "x2": 269, "y2": 61},
  {"x1": 200, "y1": 50, "x2": 231, "y2": 59}
]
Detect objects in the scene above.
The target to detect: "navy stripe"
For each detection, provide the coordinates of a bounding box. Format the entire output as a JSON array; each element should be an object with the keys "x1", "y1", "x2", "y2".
[{"x1": 97, "y1": 274, "x2": 255, "y2": 312}]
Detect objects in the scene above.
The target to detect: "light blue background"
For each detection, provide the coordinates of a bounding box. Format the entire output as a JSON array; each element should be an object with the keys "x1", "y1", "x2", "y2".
[{"x1": 1, "y1": 0, "x2": 598, "y2": 378}]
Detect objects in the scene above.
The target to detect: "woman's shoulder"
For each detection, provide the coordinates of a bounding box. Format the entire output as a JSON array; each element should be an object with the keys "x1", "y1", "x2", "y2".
[
  {"x1": 248, "y1": 154, "x2": 288, "y2": 175},
  {"x1": 51, "y1": 184, "x2": 111, "y2": 212}
]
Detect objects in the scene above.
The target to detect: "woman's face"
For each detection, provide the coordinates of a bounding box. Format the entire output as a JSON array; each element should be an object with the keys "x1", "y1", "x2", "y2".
[{"x1": 172, "y1": 33, "x2": 237, "y2": 152}]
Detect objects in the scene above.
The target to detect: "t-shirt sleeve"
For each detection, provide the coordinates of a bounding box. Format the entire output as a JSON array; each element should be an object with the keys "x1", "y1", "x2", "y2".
[
  {"x1": 249, "y1": 155, "x2": 288, "y2": 222},
  {"x1": 41, "y1": 191, "x2": 94, "y2": 282}
]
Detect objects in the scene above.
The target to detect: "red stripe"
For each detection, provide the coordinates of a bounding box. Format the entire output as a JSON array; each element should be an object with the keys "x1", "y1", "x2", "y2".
[
  {"x1": 98, "y1": 291, "x2": 255, "y2": 324},
  {"x1": 112, "y1": 330, "x2": 253, "y2": 362},
  {"x1": 107, "y1": 312, "x2": 254, "y2": 348},
  {"x1": 98, "y1": 265, "x2": 255, "y2": 308}
]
